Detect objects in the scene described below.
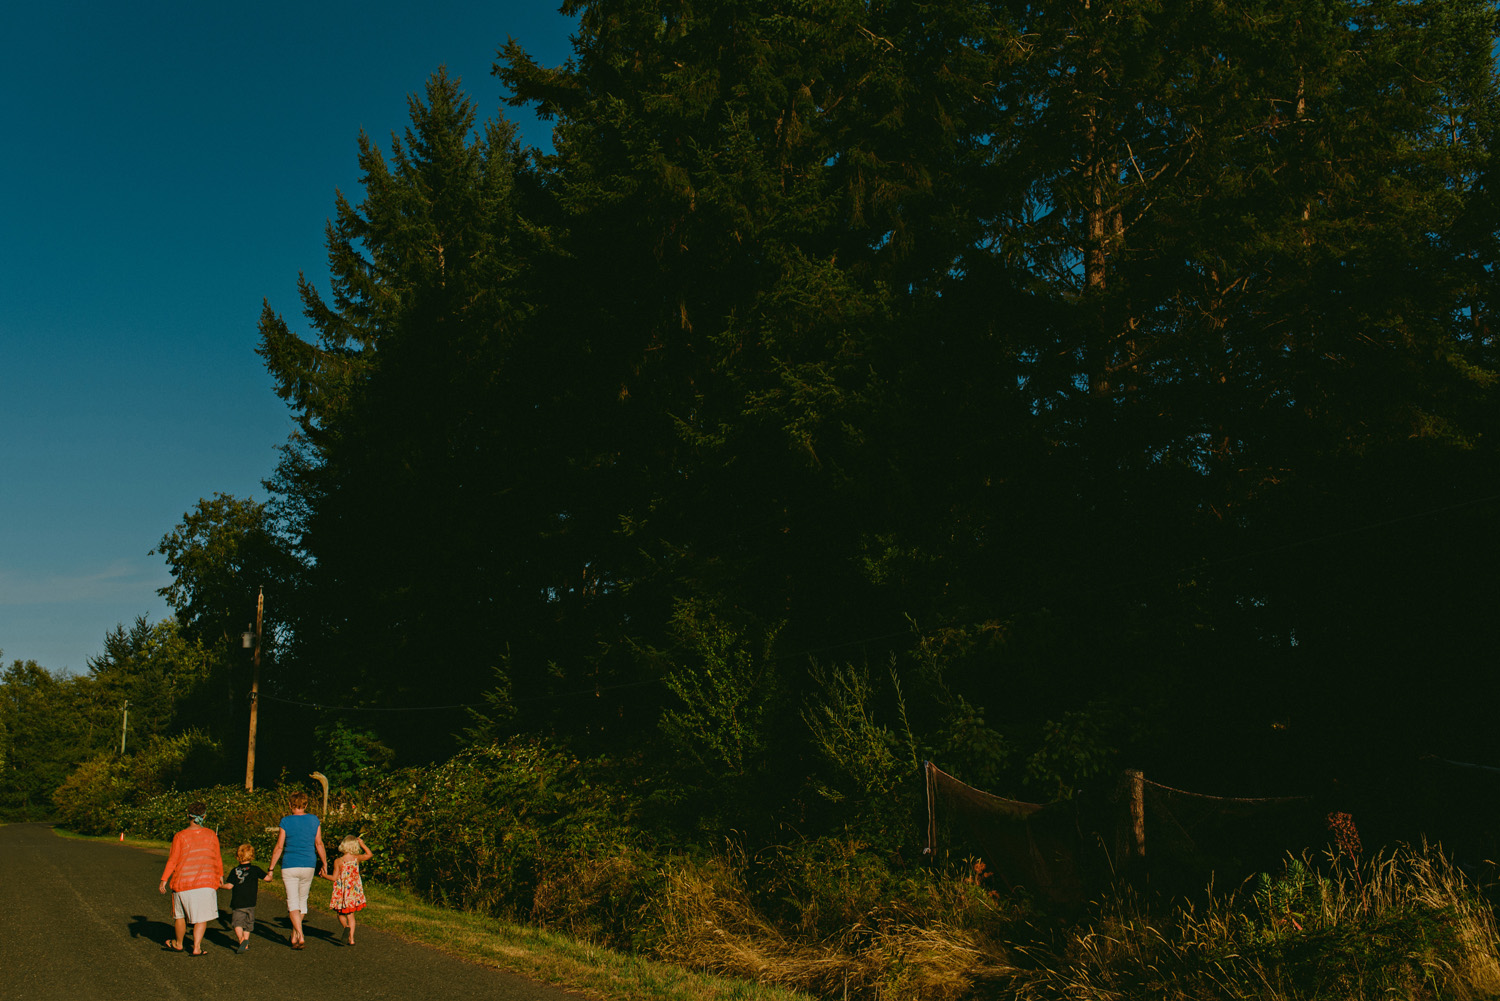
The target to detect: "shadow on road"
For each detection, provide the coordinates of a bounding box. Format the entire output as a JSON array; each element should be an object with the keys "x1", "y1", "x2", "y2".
[
  {"x1": 269, "y1": 914, "x2": 343, "y2": 946},
  {"x1": 127, "y1": 914, "x2": 173, "y2": 944},
  {"x1": 128, "y1": 912, "x2": 251, "y2": 952}
]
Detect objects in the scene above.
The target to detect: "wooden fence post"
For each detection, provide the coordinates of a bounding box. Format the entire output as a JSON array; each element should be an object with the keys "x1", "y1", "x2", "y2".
[{"x1": 1128, "y1": 769, "x2": 1146, "y2": 860}]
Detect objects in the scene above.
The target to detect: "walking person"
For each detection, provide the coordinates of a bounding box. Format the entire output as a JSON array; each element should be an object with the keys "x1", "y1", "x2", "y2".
[
  {"x1": 320, "y1": 835, "x2": 371, "y2": 946},
  {"x1": 263, "y1": 790, "x2": 327, "y2": 949},
  {"x1": 221, "y1": 843, "x2": 267, "y2": 953},
  {"x1": 158, "y1": 801, "x2": 223, "y2": 956}
]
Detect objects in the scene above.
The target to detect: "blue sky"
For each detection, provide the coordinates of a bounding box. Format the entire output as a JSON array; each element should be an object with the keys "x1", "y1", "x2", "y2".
[{"x1": 0, "y1": 2, "x2": 574, "y2": 674}]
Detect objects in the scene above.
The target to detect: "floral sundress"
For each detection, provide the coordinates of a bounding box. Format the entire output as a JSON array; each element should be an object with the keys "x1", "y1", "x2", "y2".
[{"x1": 329, "y1": 857, "x2": 367, "y2": 914}]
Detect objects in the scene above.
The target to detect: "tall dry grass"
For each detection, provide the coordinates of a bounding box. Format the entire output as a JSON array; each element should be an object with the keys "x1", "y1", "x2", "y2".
[
  {"x1": 1023, "y1": 845, "x2": 1500, "y2": 999},
  {"x1": 650, "y1": 847, "x2": 1022, "y2": 1001},
  {"x1": 651, "y1": 842, "x2": 1500, "y2": 1001}
]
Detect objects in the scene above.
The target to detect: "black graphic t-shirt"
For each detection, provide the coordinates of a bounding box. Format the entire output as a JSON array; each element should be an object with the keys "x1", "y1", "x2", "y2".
[{"x1": 226, "y1": 863, "x2": 266, "y2": 909}]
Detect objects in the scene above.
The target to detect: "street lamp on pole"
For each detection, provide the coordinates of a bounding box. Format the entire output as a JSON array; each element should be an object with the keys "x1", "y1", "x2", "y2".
[{"x1": 242, "y1": 587, "x2": 263, "y2": 791}]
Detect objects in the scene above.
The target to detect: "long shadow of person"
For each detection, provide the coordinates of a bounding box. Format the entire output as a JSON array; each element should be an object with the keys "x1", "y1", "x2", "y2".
[
  {"x1": 127, "y1": 915, "x2": 173, "y2": 943},
  {"x1": 250, "y1": 920, "x2": 283, "y2": 947},
  {"x1": 131, "y1": 912, "x2": 239, "y2": 952},
  {"x1": 303, "y1": 920, "x2": 342, "y2": 946},
  {"x1": 201, "y1": 911, "x2": 238, "y2": 952},
  {"x1": 272, "y1": 914, "x2": 341, "y2": 947}
]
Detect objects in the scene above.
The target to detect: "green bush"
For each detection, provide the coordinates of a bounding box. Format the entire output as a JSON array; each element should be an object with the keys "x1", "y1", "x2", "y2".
[
  {"x1": 52, "y1": 730, "x2": 221, "y2": 835},
  {"x1": 123, "y1": 785, "x2": 283, "y2": 863},
  {"x1": 802, "y1": 662, "x2": 920, "y2": 849},
  {"x1": 350, "y1": 738, "x2": 658, "y2": 947},
  {"x1": 314, "y1": 721, "x2": 395, "y2": 790},
  {"x1": 52, "y1": 754, "x2": 132, "y2": 834}
]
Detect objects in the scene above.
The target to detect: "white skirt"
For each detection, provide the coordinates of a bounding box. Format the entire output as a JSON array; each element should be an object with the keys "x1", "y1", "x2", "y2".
[{"x1": 172, "y1": 887, "x2": 219, "y2": 924}]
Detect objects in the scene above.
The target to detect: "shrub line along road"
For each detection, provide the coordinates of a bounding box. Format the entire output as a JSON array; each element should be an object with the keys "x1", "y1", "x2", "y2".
[{"x1": 0, "y1": 823, "x2": 584, "y2": 1001}]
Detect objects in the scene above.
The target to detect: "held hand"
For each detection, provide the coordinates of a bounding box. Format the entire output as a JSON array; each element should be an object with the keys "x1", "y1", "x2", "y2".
[{"x1": 262, "y1": 872, "x2": 275, "y2": 882}]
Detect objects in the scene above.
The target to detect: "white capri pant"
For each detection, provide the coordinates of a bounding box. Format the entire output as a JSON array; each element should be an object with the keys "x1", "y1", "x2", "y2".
[
  {"x1": 282, "y1": 867, "x2": 316, "y2": 913},
  {"x1": 173, "y1": 887, "x2": 218, "y2": 924}
]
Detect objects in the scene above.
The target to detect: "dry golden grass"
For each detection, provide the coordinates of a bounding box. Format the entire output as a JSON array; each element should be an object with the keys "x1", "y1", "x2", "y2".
[
  {"x1": 649, "y1": 851, "x2": 1020, "y2": 1001},
  {"x1": 1010, "y1": 845, "x2": 1500, "y2": 1001},
  {"x1": 649, "y1": 842, "x2": 1500, "y2": 1001}
]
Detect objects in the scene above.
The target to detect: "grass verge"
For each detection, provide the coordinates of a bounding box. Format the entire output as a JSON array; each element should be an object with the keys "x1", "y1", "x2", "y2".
[{"x1": 54, "y1": 827, "x2": 811, "y2": 1001}]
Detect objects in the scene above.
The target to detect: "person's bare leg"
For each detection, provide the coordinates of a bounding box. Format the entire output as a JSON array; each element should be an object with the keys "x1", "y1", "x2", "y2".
[
  {"x1": 191, "y1": 921, "x2": 207, "y2": 954},
  {"x1": 347, "y1": 913, "x2": 356, "y2": 944},
  {"x1": 289, "y1": 909, "x2": 304, "y2": 944},
  {"x1": 171, "y1": 916, "x2": 186, "y2": 949}
]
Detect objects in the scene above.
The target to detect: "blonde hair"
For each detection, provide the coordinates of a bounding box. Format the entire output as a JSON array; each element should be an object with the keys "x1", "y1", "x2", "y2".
[
  {"x1": 236, "y1": 843, "x2": 256, "y2": 863},
  {"x1": 338, "y1": 835, "x2": 364, "y2": 856},
  {"x1": 288, "y1": 791, "x2": 309, "y2": 811}
]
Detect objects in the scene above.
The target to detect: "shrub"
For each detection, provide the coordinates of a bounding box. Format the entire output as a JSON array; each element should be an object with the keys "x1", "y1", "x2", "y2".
[
  {"x1": 122, "y1": 784, "x2": 284, "y2": 863},
  {"x1": 314, "y1": 721, "x2": 395, "y2": 790},
  {"x1": 52, "y1": 754, "x2": 132, "y2": 834},
  {"x1": 352, "y1": 738, "x2": 657, "y2": 948},
  {"x1": 801, "y1": 662, "x2": 921, "y2": 849},
  {"x1": 52, "y1": 730, "x2": 221, "y2": 835}
]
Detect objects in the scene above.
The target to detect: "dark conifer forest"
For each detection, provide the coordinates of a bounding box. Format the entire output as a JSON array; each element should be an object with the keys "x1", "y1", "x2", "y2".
[
  {"x1": 8, "y1": 0, "x2": 1500, "y2": 845},
  {"x1": 9, "y1": 4, "x2": 1500, "y2": 995}
]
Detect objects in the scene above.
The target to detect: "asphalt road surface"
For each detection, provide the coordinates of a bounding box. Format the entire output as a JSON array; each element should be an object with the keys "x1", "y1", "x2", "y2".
[{"x1": 0, "y1": 823, "x2": 586, "y2": 1001}]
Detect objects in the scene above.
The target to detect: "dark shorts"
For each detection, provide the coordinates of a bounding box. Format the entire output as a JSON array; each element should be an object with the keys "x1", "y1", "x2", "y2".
[{"x1": 231, "y1": 907, "x2": 256, "y2": 931}]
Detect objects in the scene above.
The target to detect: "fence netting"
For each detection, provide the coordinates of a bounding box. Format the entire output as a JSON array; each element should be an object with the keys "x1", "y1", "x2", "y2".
[
  {"x1": 1135, "y1": 778, "x2": 1324, "y2": 891},
  {"x1": 925, "y1": 762, "x2": 1323, "y2": 902},
  {"x1": 924, "y1": 762, "x2": 1099, "y2": 903}
]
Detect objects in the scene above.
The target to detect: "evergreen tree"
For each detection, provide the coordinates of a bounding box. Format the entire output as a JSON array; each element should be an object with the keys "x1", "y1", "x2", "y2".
[
  {"x1": 257, "y1": 70, "x2": 550, "y2": 758},
  {"x1": 86, "y1": 617, "x2": 212, "y2": 747}
]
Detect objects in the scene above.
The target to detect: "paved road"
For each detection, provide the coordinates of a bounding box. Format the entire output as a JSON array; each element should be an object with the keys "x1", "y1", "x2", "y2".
[{"x1": 0, "y1": 823, "x2": 585, "y2": 1001}]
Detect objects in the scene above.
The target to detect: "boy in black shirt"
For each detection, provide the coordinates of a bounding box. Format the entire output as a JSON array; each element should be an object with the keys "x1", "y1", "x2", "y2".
[{"x1": 221, "y1": 844, "x2": 267, "y2": 953}]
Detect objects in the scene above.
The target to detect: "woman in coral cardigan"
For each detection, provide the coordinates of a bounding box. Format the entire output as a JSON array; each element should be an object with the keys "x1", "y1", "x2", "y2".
[{"x1": 158, "y1": 801, "x2": 224, "y2": 956}]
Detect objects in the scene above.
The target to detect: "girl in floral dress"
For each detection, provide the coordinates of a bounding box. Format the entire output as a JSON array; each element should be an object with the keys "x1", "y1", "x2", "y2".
[{"x1": 322, "y1": 835, "x2": 372, "y2": 945}]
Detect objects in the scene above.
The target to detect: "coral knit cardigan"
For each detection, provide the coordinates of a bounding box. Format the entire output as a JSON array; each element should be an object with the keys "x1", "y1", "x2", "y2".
[{"x1": 161, "y1": 826, "x2": 224, "y2": 893}]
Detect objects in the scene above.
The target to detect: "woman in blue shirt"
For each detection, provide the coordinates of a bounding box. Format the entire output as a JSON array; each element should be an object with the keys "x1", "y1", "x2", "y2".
[{"x1": 263, "y1": 790, "x2": 328, "y2": 949}]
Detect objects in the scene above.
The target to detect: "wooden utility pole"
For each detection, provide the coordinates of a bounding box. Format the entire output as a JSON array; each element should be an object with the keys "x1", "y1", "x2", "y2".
[{"x1": 245, "y1": 587, "x2": 263, "y2": 791}]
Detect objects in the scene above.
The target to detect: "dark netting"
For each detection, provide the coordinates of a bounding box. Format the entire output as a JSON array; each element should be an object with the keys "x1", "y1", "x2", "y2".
[
  {"x1": 1136, "y1": 779, "x2": 1325, "y2": 892},
  {"x1": 924, "y1": 762, "x2": 1094, "y2": 904},
  {"x1": 925, "y1": 764, "x2": 1326, "y2": 901}
]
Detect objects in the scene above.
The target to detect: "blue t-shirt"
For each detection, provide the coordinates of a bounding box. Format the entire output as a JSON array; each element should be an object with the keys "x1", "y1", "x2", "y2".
[{"x1": 279, "y1": 813, "x2": 321, "y2": 869}]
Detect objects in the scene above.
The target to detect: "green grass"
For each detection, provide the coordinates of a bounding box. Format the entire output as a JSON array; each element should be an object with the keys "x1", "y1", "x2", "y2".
[{"x1": 54, "y1": 827, "x2": 812, "y2": 1001}]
